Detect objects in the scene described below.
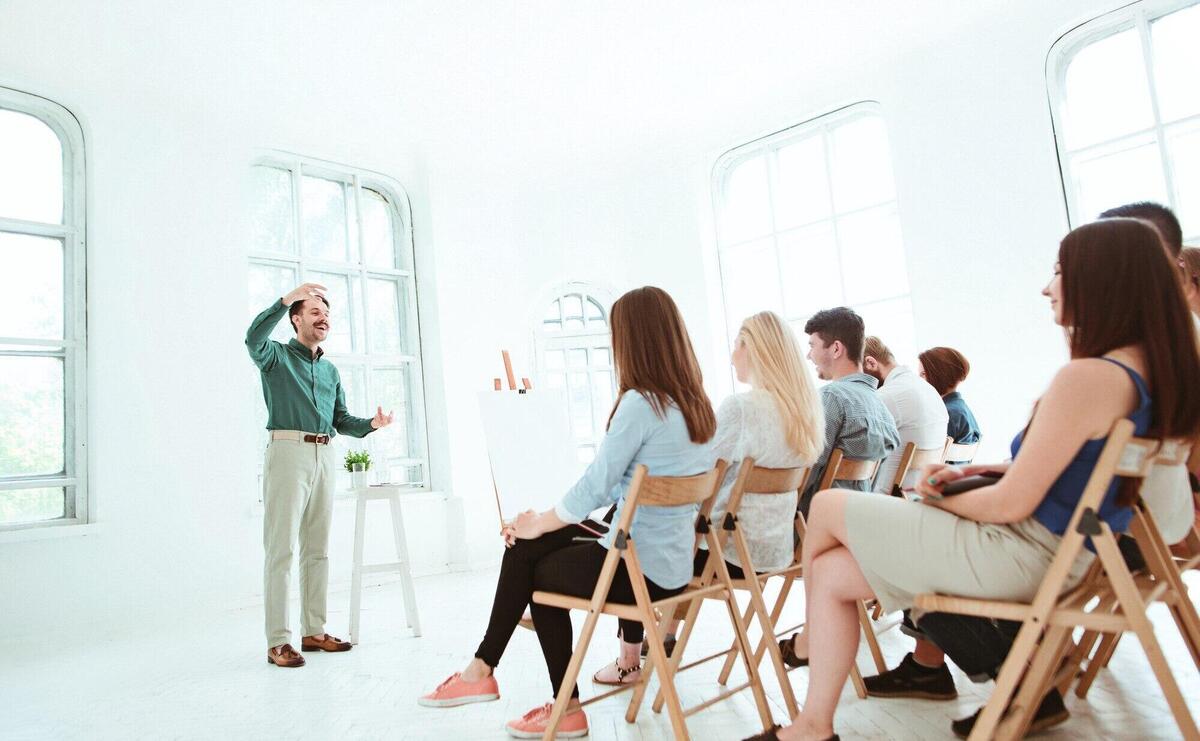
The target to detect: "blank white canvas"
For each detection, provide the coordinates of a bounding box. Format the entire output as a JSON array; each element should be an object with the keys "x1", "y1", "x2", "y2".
[{"x1": 478, "y1": 389, "x2": 585, "y2": 523}]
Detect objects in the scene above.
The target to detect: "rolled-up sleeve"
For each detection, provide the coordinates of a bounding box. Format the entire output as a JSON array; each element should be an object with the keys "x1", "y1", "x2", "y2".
[{"x1": 554, "y1": 392, "x2": 650, "y2": 522}]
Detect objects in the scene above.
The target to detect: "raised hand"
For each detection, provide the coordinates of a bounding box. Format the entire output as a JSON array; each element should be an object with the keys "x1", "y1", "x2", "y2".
[
  {"x1": 370, "y1": 406, "x2": 394, "y2": 429},
  {"x1": 281, "y1": 282, "x2": 327, "y2": 306}
]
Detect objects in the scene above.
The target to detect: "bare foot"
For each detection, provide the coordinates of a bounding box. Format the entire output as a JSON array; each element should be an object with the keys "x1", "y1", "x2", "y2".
[{"x1": 461, "y1": 657, "x2": 493, "y2": 683}]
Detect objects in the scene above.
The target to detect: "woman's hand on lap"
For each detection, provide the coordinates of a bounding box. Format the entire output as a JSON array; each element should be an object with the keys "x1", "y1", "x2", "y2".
[{"x1": 512, "y1": 510, "x2": 543, "y2": 540}]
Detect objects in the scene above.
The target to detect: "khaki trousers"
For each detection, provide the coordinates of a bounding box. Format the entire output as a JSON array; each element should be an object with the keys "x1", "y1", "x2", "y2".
[{"x1": 263, "y1": 439, "x2": 337, "y2": 648}]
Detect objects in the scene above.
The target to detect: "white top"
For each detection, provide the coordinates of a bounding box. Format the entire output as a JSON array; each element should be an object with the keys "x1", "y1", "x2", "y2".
[
  {"x1": 704, "y1": 389, "x2": 816, "y2": 572},
  {"x1": 874, "y1": 365, "x2": 950, "y2": 493}
]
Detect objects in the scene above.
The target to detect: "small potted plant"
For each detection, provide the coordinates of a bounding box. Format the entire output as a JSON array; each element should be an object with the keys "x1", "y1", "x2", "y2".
[{"x1": 344, "y1": 450, "x2": 371, "y2": 489}]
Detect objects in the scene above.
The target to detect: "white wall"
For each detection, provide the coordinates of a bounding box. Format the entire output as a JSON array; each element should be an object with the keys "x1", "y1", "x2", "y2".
[{"x1": 0, "y1": 0, "x2": 1125, "y2": 641}]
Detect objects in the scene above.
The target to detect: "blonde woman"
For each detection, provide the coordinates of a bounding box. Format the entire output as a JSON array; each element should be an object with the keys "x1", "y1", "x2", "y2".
[{"x1": 594, "y1": 310, "x2": 825, "y2": 684}]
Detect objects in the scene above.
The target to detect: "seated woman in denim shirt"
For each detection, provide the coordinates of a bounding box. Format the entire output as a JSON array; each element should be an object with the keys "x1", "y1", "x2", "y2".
[
  {"x1": 917, "y1": 346, "x2": 981, "y2": 460},
  {"x1": 420, "y1": 286, "x2": 717, "y2": 740}
]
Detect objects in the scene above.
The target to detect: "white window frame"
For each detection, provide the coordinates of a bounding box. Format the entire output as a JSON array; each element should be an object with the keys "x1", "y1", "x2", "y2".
[
  {"x1": 711, "y1": 101, "x2": 912, "y2": 367},
  {"x1": 533, "y1": 282, "x2": 617, "y2": 461},
  {"x1": 247, "y1": 152, "x2": 430, "y2": 490},
  {"x1": 0, "y1": 86, "x2": 88, "y2": 532},
  {"x1": 1048, "y1": 0, "x2": 1200, "y2": 239}
]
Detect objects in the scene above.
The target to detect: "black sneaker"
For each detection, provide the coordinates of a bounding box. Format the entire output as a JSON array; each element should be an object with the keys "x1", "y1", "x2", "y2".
[
  {"x1": 640, "y1": 635, "x2": 676, "y2": 659},
  {"x1": 864, "y1": 653, "x2": 958, "y2": 700},
  {"x1": 899, "y1": 611, "x2": 927, "y2": 640},
  {"x1": 951, "y1": 688, "x2": 1070, "y2": 738}
]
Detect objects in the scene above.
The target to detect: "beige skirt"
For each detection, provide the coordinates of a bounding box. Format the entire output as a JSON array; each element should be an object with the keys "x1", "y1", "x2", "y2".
[{"x1": 841, "y1": 491, "x2": 1094, "y2": 615}]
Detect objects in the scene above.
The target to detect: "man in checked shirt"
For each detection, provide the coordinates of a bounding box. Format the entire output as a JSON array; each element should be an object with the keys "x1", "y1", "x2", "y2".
[{"x1": 798, "y1": 307, "x2": 899, "y2": 516}]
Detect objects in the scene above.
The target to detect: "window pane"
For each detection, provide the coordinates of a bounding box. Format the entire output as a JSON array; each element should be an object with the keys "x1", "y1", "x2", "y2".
[
  {"x1": 829, "y1": 115, "x2": 896, "y2": 213},
  {"x1": 249, "y1": 166, "x2": 295, "y2": 254},
  {"x1": 590, "y1": 369, "x2": 614, "y2": 437},
  {"x1": 0, "y1": 356, "x2": 64, "y2": 476},
  {"x1": 1167, "y1": 121, "x2": 1200, "y2": 241},
  {"x1": 774, "y1": 134, "x2": 830, "y2": 230},
  {"x1": 568, "y1": 371, "x2": 593, "y2": 439},
  {"x1": 585, "y1": 298, "x2": 605, "y2": 325},
  {"x1": 562, "y1": 295, "x2": 584, "y2": 332},
  {"x1": 371, "y1": 366, "x2": 420, "y2": 461},
  {"x1": 1151, "y1": 4, "x2": 1200, "y2": 122},
  {"x1": 301, "y1": 175, "x2": 349, "y2": 262},
  {"x1": 1072, "y1": 141, "x2": 1168, "y2": 221},
  {"x1": 720, "y1": 238, "x2": 782, "y2": 334},
  {"x1": 543, "y1": 299, "x2": 562, "y2": 333},
  {"x1": 362, "y1": 188, "x2": 397, "y2": 269},
  {"x1": 0, "y1": 487, "x2": 65, "y2": 525},
  {"x1": 0, "y1": 233, "x2": 62, "y2": 340},
  {"x1": 837, "y1": 204, "x2": 909, "y2": 305},
  {"x1": 333, "y1": 365, "x2": 367, "y2": 462},
  {"x1": 777, "y1": 221, "x2": 843, "y2": 321},
  {"x1": 0, "y1": 108, "x2": 63, "y2": 224},
  {"x1": 544, "y1": 350, "x2": 565, "y2": 370},
  {"x1": 248, "y1": 262, "x2": 298, "y2": 343},
  {"x1": 855, "y1": 296, "x2": 917, "y2": 368},
  {"x1": 567, "y1": 349, "x2": 588, "y2": 368},
  {"x1": 1062, "y1": 28, "x2": 1154, "y2": 150},
  {"x1": 367, "y1": 278, "x2": 403, "y2": 354},
  {"x1": 721, "y1": 155, "x2": 772, "y2": 244},
  {"x1": 309, "y1": 271, "x2": 354, "y2": 354}
]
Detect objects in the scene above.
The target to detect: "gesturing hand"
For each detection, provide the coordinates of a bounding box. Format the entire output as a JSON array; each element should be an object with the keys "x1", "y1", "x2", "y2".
[
  {"x1": 370, "y1": 406, "x2": 394, "y2": 429},
  {"x1": 281, "y1": 283, "x2": 327, "y2": 306}
]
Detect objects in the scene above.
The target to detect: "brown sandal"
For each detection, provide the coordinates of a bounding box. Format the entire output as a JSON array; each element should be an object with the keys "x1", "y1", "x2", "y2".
[{"x1": 592, "y1": 661, "x2": 642, "y2": 686}]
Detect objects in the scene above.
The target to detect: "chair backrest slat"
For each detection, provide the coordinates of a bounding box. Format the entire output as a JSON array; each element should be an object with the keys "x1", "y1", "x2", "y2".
[
  {"x1": 833, "y1": 456, "x2": 880, "y2": 483},
  {"x1": 743, "y1": 463, "x2": 809, "y2": 494},
  {"x1": 635, "y1": 463, "x2": 727, "y2": 507},
  {"x1": 943, "y1": 438, "x2": 981, "y2": 464}
]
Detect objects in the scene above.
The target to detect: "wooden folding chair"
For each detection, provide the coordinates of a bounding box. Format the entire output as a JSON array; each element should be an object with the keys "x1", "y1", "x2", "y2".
[
  {"x1": 1056, "y1": 438, "x2": 1200, "y2": 699},
  {"x1": 532, "y1": 460, "x2": 778, "y2": 741},
  {"x1": 712, "y1": 449, "x2": 885, "y2": 699},
  {"x1": 944, "y1": 437, "x2": 981, "y2": 465},
  {"x1": 624, "y1": 458, "x2": 808, "y2": 721},
  {"x1": 914, "y1": 420, "x2": 1200, "y2": 741}
]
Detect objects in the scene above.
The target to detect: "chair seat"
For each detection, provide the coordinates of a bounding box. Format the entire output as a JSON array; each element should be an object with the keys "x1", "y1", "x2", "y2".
[{"x1": 532, "y1": 583, "x2": 732, "y2": 622}]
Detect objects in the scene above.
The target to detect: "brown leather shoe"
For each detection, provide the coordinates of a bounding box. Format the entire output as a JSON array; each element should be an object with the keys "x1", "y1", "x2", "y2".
[
  {"x1": 301, "y1": 633, "x2": 353, "y2": 652},
  {"x1": 267, "y1": 643, "x2": 306, "y2": 667}
]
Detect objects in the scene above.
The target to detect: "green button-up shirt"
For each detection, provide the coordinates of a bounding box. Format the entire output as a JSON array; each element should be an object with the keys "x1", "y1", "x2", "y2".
[{"x1": 245, "y1": 300, "x2": 375, "y2": 439}]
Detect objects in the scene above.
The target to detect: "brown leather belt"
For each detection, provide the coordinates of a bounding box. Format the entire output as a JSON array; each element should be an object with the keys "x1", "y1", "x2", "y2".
[{"x1": 271, "y1": 430, "x2": 331, "y2": 445}]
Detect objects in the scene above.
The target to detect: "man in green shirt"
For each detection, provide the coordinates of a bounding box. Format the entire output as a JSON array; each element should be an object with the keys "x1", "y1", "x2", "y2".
[{"x1": 246, "y1": 282, "x2": 394, "y2": 668}]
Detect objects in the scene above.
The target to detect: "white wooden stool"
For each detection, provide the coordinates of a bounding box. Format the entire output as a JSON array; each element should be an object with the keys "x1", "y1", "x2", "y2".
[{"x1": 348, "y1": 485, "x2": 422, "y2": 643}]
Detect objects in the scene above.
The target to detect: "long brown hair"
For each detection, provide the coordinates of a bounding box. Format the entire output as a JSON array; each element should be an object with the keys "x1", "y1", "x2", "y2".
[
  {"x1": 607, "y1": 286, "x2": 716, "y2": 443},
  {"x1": 1058, "y1": 219, "x2": 1200, "y2": 503}
]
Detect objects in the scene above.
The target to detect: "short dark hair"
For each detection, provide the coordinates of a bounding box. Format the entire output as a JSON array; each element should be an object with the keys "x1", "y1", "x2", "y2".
[
  {"x1": 1099, "y1": 201, "x2": 1183, "y2": 256},
  {"x1": 918, "y1": 346, "x2": 970, "y2": 396},
  {"x1": 289, "y1": 295, "x2": 330, "y2": 333},
  {"x1": 803, "y1": 307, "x2": 865, "y2": 364}
]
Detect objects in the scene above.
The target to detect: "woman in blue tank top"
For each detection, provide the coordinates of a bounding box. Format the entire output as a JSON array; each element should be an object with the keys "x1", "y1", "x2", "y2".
[{"x1": 751, "y1": 219, "x2": 1200, "y2": 741}]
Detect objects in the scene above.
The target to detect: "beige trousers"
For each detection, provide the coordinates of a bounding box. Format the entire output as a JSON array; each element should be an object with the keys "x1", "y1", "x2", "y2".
[{"x1": 263, "y1": 439, "x2": 337, "y2": 648}]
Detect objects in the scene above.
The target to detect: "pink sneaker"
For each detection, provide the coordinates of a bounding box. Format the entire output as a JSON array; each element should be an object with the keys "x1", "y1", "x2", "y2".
[
  {"x1": 505, "y1": 702, "x2": 589, "y2": 739},
  {"x1": 418, "y1": 672, "x2": 500, "y2": 708}
]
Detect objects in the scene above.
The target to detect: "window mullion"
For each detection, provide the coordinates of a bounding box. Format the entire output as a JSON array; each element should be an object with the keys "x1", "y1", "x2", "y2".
[
  {"x1": 821, "y1": 129, "x2": 850, "y2": 308},
  {"x1": 1135, "y1": 7, "x2": 1181, "y2": 214}
]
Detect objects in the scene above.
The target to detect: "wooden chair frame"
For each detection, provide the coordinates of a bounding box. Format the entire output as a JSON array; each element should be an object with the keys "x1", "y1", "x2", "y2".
[
  {"x1": 914, "y1": 421, "x2": 1199, "y2": 741},
  {"x1": 944, "y1": 437, "x2": 982, "y2": 465},
  {"x1": 625, "y1": 457, "x2": 808, "y2": 721},
  {"x1": 532, "y1": 460, "x2": 781, "y2": 741},
  {"x1": 710, "y1": 449, "x2": 887, "y2": 699}
]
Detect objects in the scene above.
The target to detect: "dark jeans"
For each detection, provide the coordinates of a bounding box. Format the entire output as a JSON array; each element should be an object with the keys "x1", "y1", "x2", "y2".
[{"x1": 474, "y1": 525, "x2": 680, "y2": 698}]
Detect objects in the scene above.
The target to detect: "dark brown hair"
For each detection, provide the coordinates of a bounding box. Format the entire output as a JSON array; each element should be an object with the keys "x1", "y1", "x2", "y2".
[
  {"x1": 608, "y1": 286, "x2": 716, "y2": 444},
  {"x1": 918, "y1": 347, "x2": 971, "y2": 396},
  {"x1": 289, "y1": 295, "x2": 330, "y2": 334},
  {"x1": 1058, "y1": 219, "x2": 1200, "y2": 503},
  {"x1": 803, "y1": 307, "x2": 865, "y2": 364},
  {"x1": 1099, "y1": 201, "x2": 1182, "y2": 256}
]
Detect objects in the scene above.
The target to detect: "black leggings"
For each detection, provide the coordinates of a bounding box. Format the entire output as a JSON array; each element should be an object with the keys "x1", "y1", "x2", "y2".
[{"x1": 474, "y1": 525, "x2": 682, "y2": 698}]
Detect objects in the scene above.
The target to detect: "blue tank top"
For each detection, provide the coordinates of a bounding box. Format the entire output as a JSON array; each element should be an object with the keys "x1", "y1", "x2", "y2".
[{"x1": 1009, "y1": 358, "x2": 1153, "y2": 537}]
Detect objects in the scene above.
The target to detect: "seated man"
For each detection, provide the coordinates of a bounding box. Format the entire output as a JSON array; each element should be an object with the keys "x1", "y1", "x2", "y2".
[
  {"x1": 799, "y1": 308, "x2": 899, "y2": 516},
  {"x1": 864, "y1": 335, "x2": 949, "y2": 494}
]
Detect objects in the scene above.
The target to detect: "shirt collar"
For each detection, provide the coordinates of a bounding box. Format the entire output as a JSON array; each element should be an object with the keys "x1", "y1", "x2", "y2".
[
  {"x1": 943, "y1": 390, "x2": 962, "y2": 402},
  {"x1": 287, "y1": 338, "x2": 324, "y2": 360},
  {"x1": 834, "y1": 372, "x2": 879, "y2": 389}
]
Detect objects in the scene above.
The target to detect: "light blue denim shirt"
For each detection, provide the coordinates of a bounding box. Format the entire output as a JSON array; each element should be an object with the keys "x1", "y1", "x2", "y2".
[{"x1": 554, "y1": 390, "x2": 716, "y2": 589}]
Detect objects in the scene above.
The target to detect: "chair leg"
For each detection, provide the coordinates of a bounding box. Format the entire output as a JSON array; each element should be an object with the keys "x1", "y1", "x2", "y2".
[
  {"x1": 721, "y1": 581, "x2": 774, "y2": 730},
  {"x1": 743, "y1": 570, "x2": 799, "y2": 717},
  {"x1": 858, "y1": 600, "x2": 887, "y2": 674},
  {"x1": 1076, "y1": 631, "x2": 1120, "y2": 698},
  {"x1": 965, "y1": 618, "x2": 1047, "y2": 741},
  {"x1": 730, "y1": 573, "x2": 796, "y2": 685},
  {"x1": 348, "y1": 496, "x2": 367, "y2": 645},
  {"x1": 995, "y1": 625, "x2": 1073, "y2": 740},
  {"x1": 1094, "y1": 533, "x2": 1200, "y2": 740},
  {"x1": 716, "y1": 599, "x2": 756, "y2": 685},
  {"x1": 542, "y1": 606, "x2": 603, "y2": 741},
  {"x1": 644, "y1": 595, "x2": 702, "y2": 717}
]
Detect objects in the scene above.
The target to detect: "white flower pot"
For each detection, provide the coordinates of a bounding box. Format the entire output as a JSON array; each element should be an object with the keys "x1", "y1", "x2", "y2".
[{"x1": 350, "y1": 465, "x2": 368, "y2": 489}]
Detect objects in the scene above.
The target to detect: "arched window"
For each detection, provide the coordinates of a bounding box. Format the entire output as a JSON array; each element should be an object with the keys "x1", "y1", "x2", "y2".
[
  {"x1": 712, "y1": 102, "x2": 916, "y2": 368},
  {"x1": 246, "y1": 153, "x2": 429, "y2": 489},
  {"x1": 535, "y1": 284, "x2": 616, "y2": 463},
  {"x1": 0, "y1": 87, "x2": 88, "y2": 531},
  {"x1": 1049, "y1": 0, "x2": 1200, "y2": 239}
]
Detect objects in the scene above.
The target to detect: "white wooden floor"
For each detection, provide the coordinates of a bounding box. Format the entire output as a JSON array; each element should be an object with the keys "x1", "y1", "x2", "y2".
[{"x1": 3, "y1": 567, "x2": 1197, "y2": 740}]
